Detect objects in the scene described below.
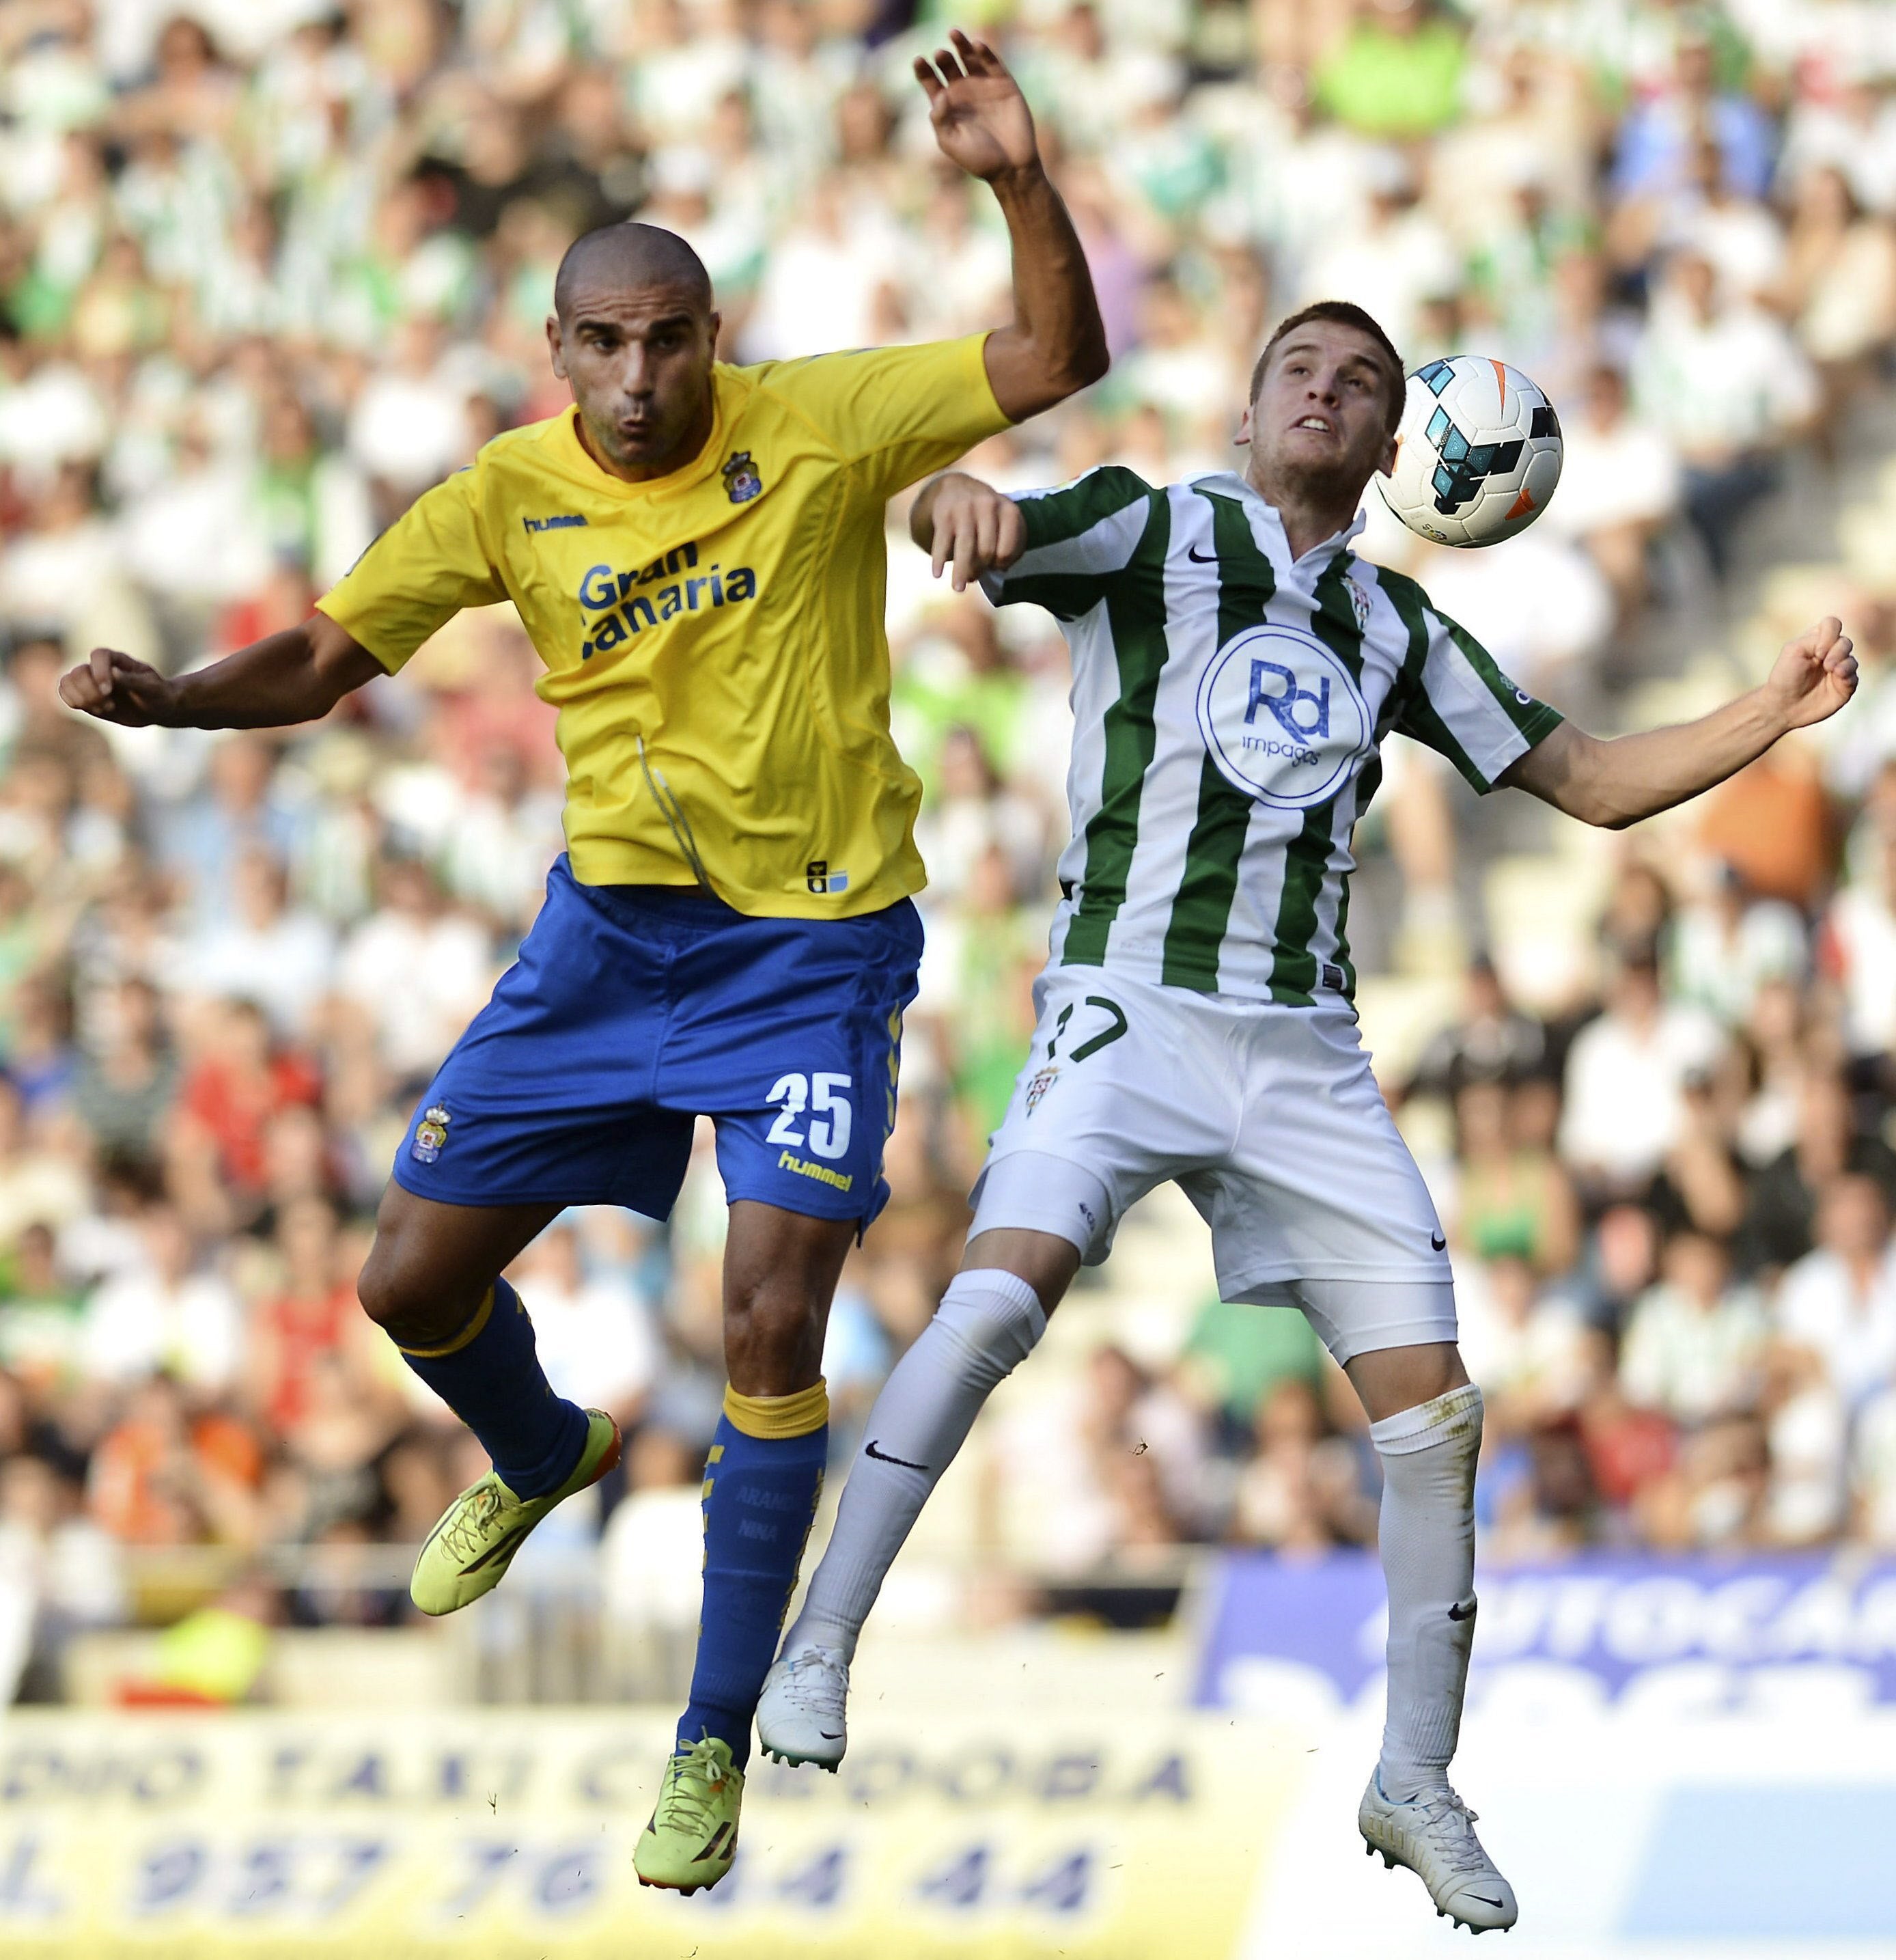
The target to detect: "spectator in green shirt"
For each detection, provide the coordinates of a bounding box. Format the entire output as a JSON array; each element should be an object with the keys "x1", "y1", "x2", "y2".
[
  {"x1": 1313, "y1": 0, "x2": 1467, "y2": 140},
  {"x1": 1180, "y1": 1291, "x2": 1327, "y2": 1450}
]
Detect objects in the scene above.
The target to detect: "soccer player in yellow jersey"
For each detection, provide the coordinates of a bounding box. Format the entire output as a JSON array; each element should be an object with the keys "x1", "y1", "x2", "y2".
[{"x1": 59, "y1": 31, "x2": 1106, "y2": 1892}]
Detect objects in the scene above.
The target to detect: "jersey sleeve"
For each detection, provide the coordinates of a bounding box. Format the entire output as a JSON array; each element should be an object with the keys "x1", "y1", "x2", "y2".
[
  {"x1": 761, "y1": 334, "x2": 1013, "y2": 500},
  {"x1": 978, "y1": 466, "x2": 1155, "y2": 620},
  {"x1": 314, "y1": 465, "x2": 506, "y2": 674},
  {"x1": 1393, "y1": 601, "x2": 1563, "y2": 794}
]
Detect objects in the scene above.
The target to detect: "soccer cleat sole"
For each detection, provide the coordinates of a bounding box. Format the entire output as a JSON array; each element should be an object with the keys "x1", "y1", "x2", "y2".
[{"x1": 761, "y1": 1745, "x2": 841, "y2": 1773}]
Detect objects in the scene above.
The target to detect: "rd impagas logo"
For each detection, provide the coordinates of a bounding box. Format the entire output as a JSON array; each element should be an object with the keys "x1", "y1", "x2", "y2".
[{"x1": 1195, "y1": 622, "x2": 1371, "y2": 812}]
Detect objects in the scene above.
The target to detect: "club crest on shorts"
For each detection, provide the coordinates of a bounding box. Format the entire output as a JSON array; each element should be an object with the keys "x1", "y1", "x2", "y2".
[
  {"x1": 1025, "y1": 1065, "x2": 1059, "y2": 1115},
  {"x1": 721, "y1": 450, "x2": 763, "y2": 503},
  {"x1": 411, "y1": 1105, "x2": 451, "y2": 1163}
]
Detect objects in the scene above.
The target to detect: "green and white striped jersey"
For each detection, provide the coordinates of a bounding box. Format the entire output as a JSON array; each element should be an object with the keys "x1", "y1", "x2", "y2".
[{"x1": 981, "y1": 467, "x2": 1562, "y2": 1004}]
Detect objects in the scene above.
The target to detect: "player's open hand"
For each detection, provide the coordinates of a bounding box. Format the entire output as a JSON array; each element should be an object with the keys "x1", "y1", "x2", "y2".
[
  {"x1": 915, "y1": 30, "x2": 1038, "y2": 184},
  {"x1": 1766, "y1": 616, "x2": 1857, "y2": 730},
  {"x1": 58, "y1": 646, "x2": 178, "y2": 727},
  {"x1": 928, "y1": 472, "x2": 1025, "y2": 592}
]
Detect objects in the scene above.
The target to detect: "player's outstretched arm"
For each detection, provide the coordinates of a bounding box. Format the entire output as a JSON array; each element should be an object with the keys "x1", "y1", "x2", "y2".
[
  {"x1": 1501, "y1": 616, "x2": 1856, "y2": 829},
  {"x1": 916, "y1": 29, "x2": 1108, "y2": 419},
  {"x1": 909, "y1": 471, "x2": 1025, "y2": 592},
  {"x1": 58, "y1": 612, "x2": 385, "y2": 730}
]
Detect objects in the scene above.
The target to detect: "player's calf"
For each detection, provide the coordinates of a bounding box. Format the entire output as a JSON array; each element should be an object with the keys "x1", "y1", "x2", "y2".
[{"x1": 358, "y1": 1189, "x2": 595, "y2": 1540}]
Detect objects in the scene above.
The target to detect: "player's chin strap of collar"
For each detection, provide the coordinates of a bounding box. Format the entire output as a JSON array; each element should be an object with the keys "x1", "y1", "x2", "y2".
[{"x1": 637, "y1": 734, "x2": 714, "y2": 894}]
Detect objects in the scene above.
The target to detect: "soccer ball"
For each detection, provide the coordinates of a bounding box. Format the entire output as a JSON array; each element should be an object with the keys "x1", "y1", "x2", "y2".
[{"x1": 1378, "y1": 355, "x2": 1563, "y2": 549}]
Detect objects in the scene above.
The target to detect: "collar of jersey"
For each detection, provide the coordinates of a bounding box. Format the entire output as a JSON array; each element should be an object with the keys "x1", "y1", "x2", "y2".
[
  {"x1": 549, "y1": 369, "x2": 738, "y2": 498},
  {"x1": 1190, "y1": 471, "x2": 1367, "y2": 562}
]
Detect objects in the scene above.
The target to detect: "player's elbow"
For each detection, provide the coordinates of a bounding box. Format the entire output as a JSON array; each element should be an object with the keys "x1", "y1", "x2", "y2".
[
  {"x1": 1068, "y1": 332, "x2": 1111, "y2": 391},
  {"x1": 1530, "y1": 731, "x2": 1636, "y2": 829},
  {"x1": 1546, "y1": 779, "x2": 1634, "y2": 829},
  {"x1": 991, "y1": 332, "x2": 1109, "y2": 419},
  {"x1": 1055, "y1": 332, "x2": 1111, "y2": 396}
]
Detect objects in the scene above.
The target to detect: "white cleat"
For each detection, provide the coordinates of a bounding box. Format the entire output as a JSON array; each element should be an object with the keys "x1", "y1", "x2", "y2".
[
  {"x1": 1359, "y1": 1771, "x2": 1518, "y2": 1934},
  {"x1": 755, "y1": 1643, "x2": 851, "y2": 1770}
]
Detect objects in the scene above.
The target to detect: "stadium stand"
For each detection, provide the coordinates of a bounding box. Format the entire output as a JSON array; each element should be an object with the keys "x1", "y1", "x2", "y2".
[{"x1": 3, "y1": 0, "x2": 1896, "y2": 1704}]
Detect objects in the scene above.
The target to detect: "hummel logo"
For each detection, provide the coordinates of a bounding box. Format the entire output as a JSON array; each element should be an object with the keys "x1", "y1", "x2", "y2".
[
  {"x1": 865, "y1": 1439, "x2": 928, "y2": 1472},
  {"x1": 1431, "y1": 1232, "x2": 1447, "y2": 1251},
  {"x1": 1187, "y1": 544, "x2": 1218, "y2": 563},
  {"x1": 1448, "y1": 1599, "x2": 1477, "y2": 1622}
]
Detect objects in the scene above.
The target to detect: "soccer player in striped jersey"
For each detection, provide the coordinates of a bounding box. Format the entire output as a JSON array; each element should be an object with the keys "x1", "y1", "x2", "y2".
[{"x1": 758, "y1": 301, "x2": 1858, "y2": 1932}]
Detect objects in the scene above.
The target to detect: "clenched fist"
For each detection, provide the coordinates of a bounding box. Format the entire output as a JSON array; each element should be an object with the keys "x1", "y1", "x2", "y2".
[
  {"x1": 1765, "y1": 616, "x2": 1857, "y2": 731},
  {"x1": 59, "y1": 648, "x2": 178, "y2": 727}
]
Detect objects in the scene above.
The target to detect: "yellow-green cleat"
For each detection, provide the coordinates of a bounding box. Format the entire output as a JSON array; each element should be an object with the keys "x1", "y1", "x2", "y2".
[
  {"x1": 634, "y1": 1737, "x2": 744, "y2": 1894},
  {"x1": 409, "y1": 1409, "x2": 621, "y2": 1617}
]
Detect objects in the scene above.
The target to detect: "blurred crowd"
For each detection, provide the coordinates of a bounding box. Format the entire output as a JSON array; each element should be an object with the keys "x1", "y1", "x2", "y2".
[{"x1": 5, "y1": 0, "x2": 1896, "y2": 1689}]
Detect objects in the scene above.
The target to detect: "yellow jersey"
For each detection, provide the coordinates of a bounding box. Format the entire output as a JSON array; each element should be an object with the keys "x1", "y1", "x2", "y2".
[{"x1": 317, "y1": 333, "x2": 1010, "y2": 916}]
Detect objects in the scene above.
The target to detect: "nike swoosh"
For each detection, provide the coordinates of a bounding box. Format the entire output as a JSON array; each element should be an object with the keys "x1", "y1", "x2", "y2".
[
  {"x1": 1187, "y1": 544, "x2": 1217, "y2": 563},
  {"x1": 1430, "y1": 1232, "x2": 1447, "y2": 1251},
  {"x1": 1470, "y1": 1895, "x2": 1505, "y2": 1908},
  {"x1": 820, "y1": 1730, "x2": 843, "y2": 1739},
  {"x1": 864, "y1": 1439, "x2": 928, "y2": 1472},
  {"x1": 1448, "y1": 1599, "x2": 1477, "y2": 1621}
]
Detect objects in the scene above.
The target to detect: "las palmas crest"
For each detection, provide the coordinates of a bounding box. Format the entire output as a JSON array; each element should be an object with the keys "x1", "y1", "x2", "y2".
[{"x1": 721, "y1": 450, "x2": 763, "y2": 503}]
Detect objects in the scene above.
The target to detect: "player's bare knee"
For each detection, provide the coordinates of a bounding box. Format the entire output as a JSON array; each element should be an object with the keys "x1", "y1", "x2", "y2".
[
  {"x1": 1346, "y1": 1339, "x2": 1470, "y2": 1425},
  {"x1": 723, "y1": 1276, "x2": 826, "y2": 1394},
  {"x1": 356, "y1": 1221, "x2": 482, "y2": 1347},
  {"x1": 354, "y1": 1234, "x2": 424, "y2": 1334},
  {"x1": 960, "y1": 1228, "x2": 1078, "y2": 1314}
]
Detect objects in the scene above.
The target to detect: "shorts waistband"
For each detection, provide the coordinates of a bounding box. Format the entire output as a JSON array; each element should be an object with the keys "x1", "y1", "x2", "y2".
[{"x1": 560, "y1": 859, "x2": 921, "y2": 948}]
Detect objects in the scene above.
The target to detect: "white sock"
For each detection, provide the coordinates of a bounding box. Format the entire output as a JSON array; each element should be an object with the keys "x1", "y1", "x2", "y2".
[
  {"x1": 785, "y1": 1269, "x2": 1046, "y2": 1661},
  {"x1": 1369, "y1": 1383, "x2": 1483, "y2": 1802}
]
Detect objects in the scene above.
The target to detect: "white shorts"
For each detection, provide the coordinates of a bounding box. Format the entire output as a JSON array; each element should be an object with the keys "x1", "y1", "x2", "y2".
[{"x1": 968, "y1": 967, "x2": 1456, "y2": 1363}]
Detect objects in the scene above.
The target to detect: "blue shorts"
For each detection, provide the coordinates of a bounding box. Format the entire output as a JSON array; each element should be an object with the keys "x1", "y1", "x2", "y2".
[{"x1": 392, "y1": 857, "x2": 922, "y2": 1229}]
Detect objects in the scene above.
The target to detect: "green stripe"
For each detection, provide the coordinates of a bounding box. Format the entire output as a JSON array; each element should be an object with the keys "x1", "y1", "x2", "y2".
[
  {"x1": 1442, "y1": 616, "x2": 1549, "y2": 735},
  {"x1": 1062, "y1": 492, "x2": 1173, "y2": 967},
  {"x1": 1002, "y1": 572, "x2": 1112, "y2": 622},
  {"x1": 1368, "y1": 567, "x2": 1432, "y2": 742},
  {"x1": 1442, "y1": 609, "x2": 1567, "y2": 764},
  {"x1": 1330, "y1": 751, "x2": 1380, "y2": 995},
  {"x1": 1018, "y1": 466, "x2": 1152, "y2": 553},
  {"x1": 1266, "y1": 551, "x2": 1364, "y2": 1005},
  {"x1": 1160, "y1": 490, "x2": 1274, "y2": 991},
  {"x1": 1375, "y1": 570, "x2": 1488, "y2": 793},
  {"x1": 997, "y1": 468, "x2": 1153, "y2": 620}
]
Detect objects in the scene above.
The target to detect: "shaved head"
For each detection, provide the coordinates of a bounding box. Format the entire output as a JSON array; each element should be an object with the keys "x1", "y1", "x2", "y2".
[
  {"x1": 546, "y1": 223, "x2": 721, "y2": 480},
  {"x1": 554, "y1": 223, "x2": 713, "y2": 323}
]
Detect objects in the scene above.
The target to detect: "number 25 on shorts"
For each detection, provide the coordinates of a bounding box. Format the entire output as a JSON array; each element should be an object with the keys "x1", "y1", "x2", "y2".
[{"x1": 766, "y1": 1073, "x2": 853, "y2": 1159}]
